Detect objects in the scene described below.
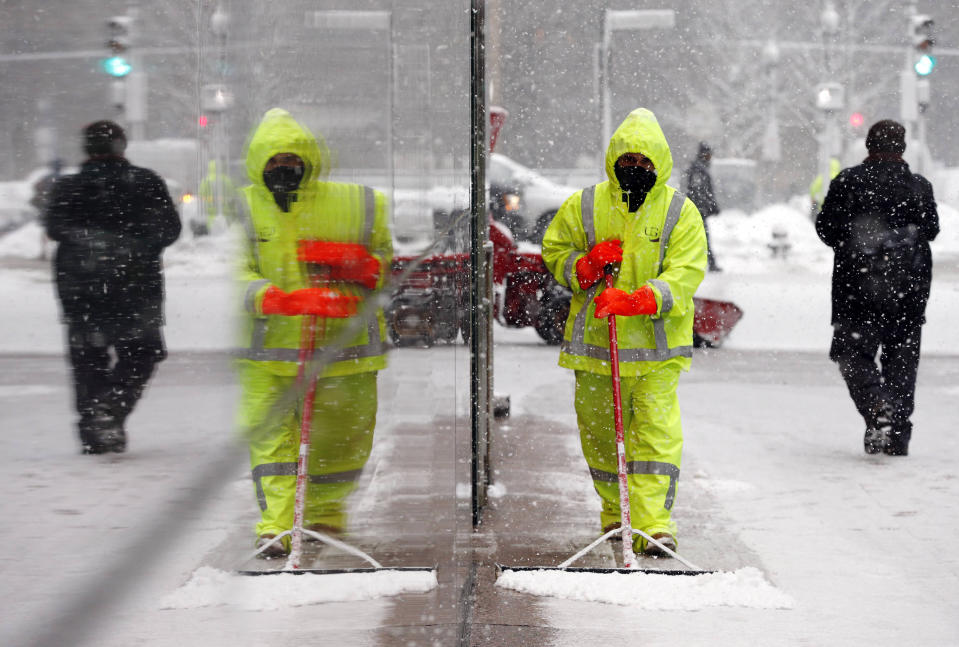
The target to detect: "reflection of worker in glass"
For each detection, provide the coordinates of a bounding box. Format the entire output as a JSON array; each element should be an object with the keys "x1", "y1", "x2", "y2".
[
  {"x1": 237, "y1": 108, "x2": 391, "y2": 557},
  {"x1": 809, "y1": 157, "x2": 841, "y2": 217},
  {"x1": 542, "y1": 108, "x2": 707, "y2": 557},
  {"x1": 198, "y1": 160, "x2": 239, "y2": 233}
]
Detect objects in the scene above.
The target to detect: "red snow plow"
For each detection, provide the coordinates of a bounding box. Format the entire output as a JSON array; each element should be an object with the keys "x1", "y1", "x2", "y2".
[
  {"x1": 386, "y1": 222, "x2": 743, "y2": 348},
  {"x1": 387, "y1": 219, "x2": 568, "y2": 346},
  {"x1": 692, "y1": 297, "x2": 743, "y2": 348},
  {"x1": 387, "y1": 252, "x2": 470, "y2": 346}
]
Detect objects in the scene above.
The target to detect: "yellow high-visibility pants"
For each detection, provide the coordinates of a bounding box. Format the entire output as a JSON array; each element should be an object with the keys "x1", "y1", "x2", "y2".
[
  {"x1": 238, "y1": 361, "x2": 377, "y2": 539},
  {"x1": 574, "y1": 362, "x2": 683, "y2": 551}
]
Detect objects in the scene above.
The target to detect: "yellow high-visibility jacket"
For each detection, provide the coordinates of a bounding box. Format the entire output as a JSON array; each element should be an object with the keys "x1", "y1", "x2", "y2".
[
  {"x1": 238, "y1": 108, "x2": 391, "y2": 377},
  {"x1": 542, "y1": 108, "x2": 707, "y2": 377}
]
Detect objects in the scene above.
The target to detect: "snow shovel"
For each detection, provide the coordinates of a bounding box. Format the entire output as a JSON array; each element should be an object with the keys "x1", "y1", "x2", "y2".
[
  {"x1": 240, "y1": 244, "x2": 433, "y2": 577},
  {"x1": 498, "y1": 272, "x2": 711, "y2": 576}
]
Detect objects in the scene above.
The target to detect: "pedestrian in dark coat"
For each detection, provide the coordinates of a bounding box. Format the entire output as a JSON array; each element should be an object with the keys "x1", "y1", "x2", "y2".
[
  {"x1": 816, "y1": 119, "x2": 939, "y2": 456},
  {"x1": 683, "y1": 142, "x2": 721, "y2": 271},
  {"x1": 45, "y1": 120, "x2": 181, "y2": 454}
]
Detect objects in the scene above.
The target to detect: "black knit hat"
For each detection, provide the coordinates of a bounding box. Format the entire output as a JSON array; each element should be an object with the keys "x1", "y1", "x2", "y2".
[
  {"x1": 83, "y1": 120, "x2": 127, "y2": 157},
  {"x1": 865, "y1": 119, "x2": 906, "y2": 155}
]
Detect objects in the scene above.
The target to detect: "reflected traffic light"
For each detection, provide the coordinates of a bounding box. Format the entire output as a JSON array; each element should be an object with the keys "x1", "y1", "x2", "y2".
[{"x1": 102, "y1": 55, "x2": 132, "y2": 77}]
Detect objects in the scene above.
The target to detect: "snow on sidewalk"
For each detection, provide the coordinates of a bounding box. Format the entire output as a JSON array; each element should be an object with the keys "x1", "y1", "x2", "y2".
[
  {"x1": 161, "y1": 567, "x2": 437, "y2": 611},
  {"x1": 495, "y1": 566, "x2": 793, "y2": 610}
]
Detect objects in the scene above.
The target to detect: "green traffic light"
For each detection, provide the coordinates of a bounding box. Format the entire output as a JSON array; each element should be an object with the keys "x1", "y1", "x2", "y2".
[
  {"x1": 103, "y1": 56, "x2": 132, "y2": 77},
  {"x1": 915, "y1": 54, "x2": 936, "y2": 76}
]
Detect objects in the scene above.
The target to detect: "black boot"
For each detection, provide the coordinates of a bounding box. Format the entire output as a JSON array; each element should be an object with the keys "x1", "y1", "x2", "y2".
[
  {"x1": 863, "y1": 427, "x2": 884, "y2": 455},
  {"x1": 864, "y1": 403, "x2": 893, "y2": 455},
  {"x1": 883, "y1": 425, "x2": 910, "y2": 456},
  {"x1": 79, "y1": 405, "x2": 125, "y2": 454}
]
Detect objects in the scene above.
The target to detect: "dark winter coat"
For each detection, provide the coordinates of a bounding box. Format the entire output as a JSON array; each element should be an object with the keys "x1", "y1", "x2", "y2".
[
  {"x1": 44, "y1": 157, "x2": 181, "y2": 326},
  {"x1": 816, "y1": 158, "x2": 939, "y2": 327},
  {"x1": 683, "y1": 159, "x2": 719, "y2": 217}
]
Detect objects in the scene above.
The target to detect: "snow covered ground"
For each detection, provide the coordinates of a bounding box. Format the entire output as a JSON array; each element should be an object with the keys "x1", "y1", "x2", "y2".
[{"x1": 1, "y1": 197, "x2": 958, "y2": 645}]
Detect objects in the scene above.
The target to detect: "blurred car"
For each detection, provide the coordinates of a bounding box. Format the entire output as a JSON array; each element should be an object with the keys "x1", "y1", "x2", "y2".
[
  {"x1": 711, "y1": 157, "x2": 757, "y2": 212},
  {"x1": 487, "y1": 153, "x2": 578, "y2": 243}
]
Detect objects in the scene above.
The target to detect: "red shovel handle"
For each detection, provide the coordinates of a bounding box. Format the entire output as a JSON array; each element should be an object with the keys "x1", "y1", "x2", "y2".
[{"x1": 604, "y1": 271, "x2": 636, "y2": 567}]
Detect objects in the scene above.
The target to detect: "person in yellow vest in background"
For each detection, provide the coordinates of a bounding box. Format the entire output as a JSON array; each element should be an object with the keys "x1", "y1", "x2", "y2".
[
  {"x1": 541, "y1": 108, "x2": 707, "y2": 557},
  {"x1": 197, "y1": 160, "x2": 239, "y2": 234},
  {"x1": 809, "y1": 157, "x2": 841, "y2": 218},
  {"x1": 237, "y1": 108, "x2": 392, "y2": 558}
]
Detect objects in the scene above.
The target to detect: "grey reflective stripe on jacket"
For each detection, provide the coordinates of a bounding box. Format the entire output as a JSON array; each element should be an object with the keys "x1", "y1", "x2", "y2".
[
  {"x1": 251, "y1": 462, "x2": 364, "y2": 510},
  {"x1": 244, "y1": 279, "x2": 271, "y2": 314},
  {"x1": 581, "y1": 185, "x2": 597, "y2": 248},
  {"x1": 563, "y1": 185, "x2": 597, "y2": 286},
  {"x1": 242, "y1": 184, "x2": 385, "y2": 361},
  {"x1": 561, "y1": 188, "x2": 691, "y2": 363},
  {"x1": 589, "y1": 461, "x2": 680, "y2": 509},
  {"x1": 242, "y1": 326, "x2": 388, "y2": 363}
]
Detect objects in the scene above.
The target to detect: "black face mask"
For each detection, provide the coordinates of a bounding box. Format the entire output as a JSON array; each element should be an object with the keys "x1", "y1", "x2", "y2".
[
  {"x1": 263, "y1": 165, "x2": 305, "y2": 211},
  {"x1": 614, "y1": 163, "x2": 657, "y2": 212}
]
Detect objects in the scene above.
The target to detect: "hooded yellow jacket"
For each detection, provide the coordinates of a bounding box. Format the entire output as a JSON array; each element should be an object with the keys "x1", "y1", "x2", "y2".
[
  {"x1": 238, "y1": 108, "x2": 391, "y2": 377},
  {"x1": 542, "y1": 108, "x2": 707, "y2": 377}
]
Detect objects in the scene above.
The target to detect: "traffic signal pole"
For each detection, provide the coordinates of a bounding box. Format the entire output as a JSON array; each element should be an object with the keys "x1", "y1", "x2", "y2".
[
  {"x1": 104, "y1": 6, "x2": 147, "y2": 140},
  {"x1": 902, "y1": 4, "x2": 935, "y2": 175},
  {"x1": 124, "y1": 6, "x2": 147, "y2": 140}
]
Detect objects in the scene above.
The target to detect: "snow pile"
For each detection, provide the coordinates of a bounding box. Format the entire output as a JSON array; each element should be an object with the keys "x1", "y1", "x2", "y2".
[
  {"x1": 495, "y1": 566, "x2": 793, "y2": 610},
  {"x1": 0, "y1": 220, "x2": 45, "y2": 258},
  {"x1": 160, "y1": 566, "x2": 437, "y2": 611},
  {"x1": 710, "y1": 202, "x2": 833, "y2": 275}
]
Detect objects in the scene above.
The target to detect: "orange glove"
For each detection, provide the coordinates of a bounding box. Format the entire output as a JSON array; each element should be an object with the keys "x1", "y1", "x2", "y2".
[
  {"x1": 260, "y1": 286, "x2": 358, "y2": 317},
  {"x1": 297, "y1": 240, "x2": 380, "y2": 289},
  {"x1": 575, "y1": 239, "x2": 623, "y2": 289},
  {"x1": 593, "y1": 285, "x2": 657, "y2": 318}
]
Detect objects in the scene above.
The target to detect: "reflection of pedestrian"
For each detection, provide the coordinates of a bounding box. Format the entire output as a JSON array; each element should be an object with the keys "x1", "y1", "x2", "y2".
[
  {"x1": 809, "y1": 157, "x2": 840, "y2": 218},
  {"x1": 44, "y1": 121, "x2": 181, "y2": 454},
  {"x1": 542, "y1": 108, "x2": 707, "y2": 557},
  {"x1": 816, "y1": 120, "x2": 939, "y2": 457},
  {"x1": 197, "y1": 160, "x2": 239, "y2": 234},
  {"x1": 683, "y1": 142, "x2": 721, "y2": 271},
  {"x1": 237, "y1": 109, "x2": 391, "y2": 558}
]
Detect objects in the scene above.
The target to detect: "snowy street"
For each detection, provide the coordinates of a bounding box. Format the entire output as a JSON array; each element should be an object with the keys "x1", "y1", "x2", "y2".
[
  {"x1": 2, "y1": 199, "x2": 959, "y2": 645},
  {"x1": 2, "y1": 328, "x2": 958, "y2": 645},
  {"x1": 488, "y1": 331, "x2": 959, "y2": 645},
  {"x1": 6, "y1": 0, "x2": 959, "y2": 643}
]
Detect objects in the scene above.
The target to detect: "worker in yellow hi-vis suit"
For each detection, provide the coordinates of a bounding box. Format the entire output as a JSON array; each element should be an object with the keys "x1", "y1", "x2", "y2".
[
  {"x1": 541, "y1": 108, "x2": 707, "y2": 557},
  {"x1": 237, "y1": 108, "x2": 391, "y2": 558}
]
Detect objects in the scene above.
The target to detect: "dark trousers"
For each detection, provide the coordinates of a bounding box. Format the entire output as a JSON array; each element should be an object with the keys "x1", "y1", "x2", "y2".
[
  {"x1": 66, "y1": 319, "x2": 166, "y2": 441},
  {"x1": 829, "y1": 318, "x2": 922, "y2": 445},
  {"x1": 703, "y1": 215, "x2": 719, "y2": 270}
]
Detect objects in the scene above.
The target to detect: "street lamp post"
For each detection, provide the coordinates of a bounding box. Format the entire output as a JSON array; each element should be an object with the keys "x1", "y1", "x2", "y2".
[
  {"x1": 761, "y1": 40, "x2": 781, "y2": 164},
  {"x1": 815, "y1": 82, "x2": 844, "y2": 215},
  {"x1": 820, "y1": 0, "x2": 840, "y2": 77},
  {"x1": 598, "y1": 9, "x2": 675, "y2": 165},
  {"x1": 814, "y1": 0, "x2": 842, "y2": 209},
  {"x1": 205, "y1": 3, "x2": 230, "y2": 222}
]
